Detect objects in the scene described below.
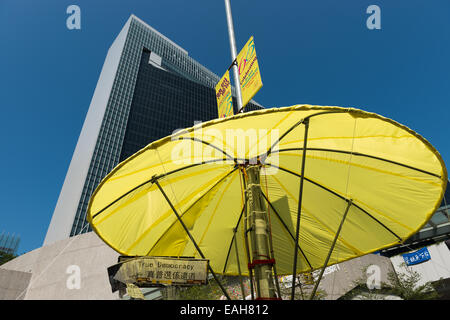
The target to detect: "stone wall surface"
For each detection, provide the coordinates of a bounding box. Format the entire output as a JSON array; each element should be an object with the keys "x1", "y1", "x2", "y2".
[{"x1": 1, "y1": 232, "x2": 120, "y2": 300}]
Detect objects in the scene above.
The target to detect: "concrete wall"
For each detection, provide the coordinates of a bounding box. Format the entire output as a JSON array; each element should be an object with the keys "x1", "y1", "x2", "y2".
[
  {"x1": 11, "y1": 231, "x2": 441, "y2": 300},
  {"x1": 279, "y1": 254, "x2": 396, "y2": 300},
  {"x1": 390, "y1": 242, "x2": 450, "y2": 287},
  {"x1": 316, "y1": 254, "x2": 395, "y2": 299},
  {"x1": 0, "y1": 269, "x2": 32, "y2": 300},
  {"x1": 1, "y1": 232, "x2": 120, "y2": 300}
]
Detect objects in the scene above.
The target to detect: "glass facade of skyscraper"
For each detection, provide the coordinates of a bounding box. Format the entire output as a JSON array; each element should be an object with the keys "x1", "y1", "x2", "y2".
[{"x1": 68, "y1": 16, "x2": 262, "y2": 236}]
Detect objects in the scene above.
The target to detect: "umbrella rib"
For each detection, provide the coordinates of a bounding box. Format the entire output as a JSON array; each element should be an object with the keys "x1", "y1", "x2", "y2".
[
  {"x1": 180, "y1": 136, "x2": 236, "y2": 162},
  {"x1": 309, "y1": 199, "x2": 353, "y2": 300},
  {"x1": 269, "y1": 174, "x2": 363, "y2": 256},
  {"x1": 265, "y1": 163, "x2": 403, "y2": 242},
  {"x1": 91, "y1": 158, "x2": 229, "y2": 220},
  {"x1": 156, "y1": 158, "x2": 233, "y2": 180},
  {"x1": 272, "y1": 148, "x2": 441, "y2": 179},
  {"x1": 259, "y1": 191, "x2": 313, "y2": 271},
  {"x1": 266, "y1": 110, "x2": 347, "y2": 157},
  {"x1": 145, "y1": 167, "x2": 239, "y2": 256},
  {"x1": 153, "y1": 178, "x2": 231, "y2": 300},
  {"x1": 222, "y1": 204, "x2": 246, "y2": 274}
]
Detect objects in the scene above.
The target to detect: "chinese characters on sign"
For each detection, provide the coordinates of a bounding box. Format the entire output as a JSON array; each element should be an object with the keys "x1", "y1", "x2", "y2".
[
  {"x1": 402, "y1": 247, "x2": 431, "y2": 266},
  {"x1": 141, "y1": 269, "x2": 197, "y2": 282},
  {"x1": 109, "y1": 257, "x2": 209, "y2": 287}
]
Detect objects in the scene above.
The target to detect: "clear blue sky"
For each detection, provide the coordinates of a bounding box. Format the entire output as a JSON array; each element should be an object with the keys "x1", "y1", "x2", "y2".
[{"x1": 1, "y1": 0, "x2": 449, "y2": 255}]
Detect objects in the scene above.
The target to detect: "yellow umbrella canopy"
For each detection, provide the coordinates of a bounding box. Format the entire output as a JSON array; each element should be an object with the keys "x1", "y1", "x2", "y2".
[{"x1": 87, "y1": 105, "x2": 447, "y2": 276}]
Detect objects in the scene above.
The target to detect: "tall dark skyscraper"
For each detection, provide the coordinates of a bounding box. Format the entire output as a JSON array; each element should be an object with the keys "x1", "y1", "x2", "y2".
[{"x1": 44, "y1": 15, "x2": 263, "y2": 245}]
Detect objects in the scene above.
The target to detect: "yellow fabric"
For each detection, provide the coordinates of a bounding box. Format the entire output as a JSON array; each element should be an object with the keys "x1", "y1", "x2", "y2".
[
  {"x1": 87, "y1": 105, "x2": 447, "y2": 276},
  {"x1": 236, "y1": 36, "x2": 263, "y2": 108}
]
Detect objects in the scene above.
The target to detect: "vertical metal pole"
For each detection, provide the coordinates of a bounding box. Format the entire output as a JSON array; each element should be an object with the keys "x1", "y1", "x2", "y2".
[
  {"x1": 244, "y1": 210, "x2": 255, "y2": 300},
  {"x1": 261, "y1": 171, "x2": 282, "y2": 298},
  {"x1": 291, "y1": 119, "x2": 309, "y2": 300},
  {"x1": 224, "y1": 0, "x2": 244, "y2": 114},
  {"x1": 266, "y1": 226, "x2": 281, "y2": 299},
  {"x1": 241, "y1": 169, "x2": 255, "y2": 300},
  {"x1": 297, "y1": 275, "x2": 305, "y2": 300},
  {"x1": 309, "y1": 200, "x2": 353, "y2": 300},
  {"x1": 246, "y1": 165, "x2": 277, "y2": 299},
  {"x1": 233, "y1": 229, "x2": 246, "y2": 300}
]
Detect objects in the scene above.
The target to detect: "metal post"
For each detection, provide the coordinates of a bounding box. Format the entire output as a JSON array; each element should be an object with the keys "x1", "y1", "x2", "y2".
[
  {"x1": 261, "y1": 172, "x2": 282, "y2": 298},
  {"x1": 153, "y1": 178, "x2": 231, "y2": 300},
  {"x1": 224, "y1": 0, "x2": 244, "y2": 114},
  {"x1": 244, "y1": 212, "x2": 256, "y2": 300},
  {"x1": 241, "y1": 169, "x2": 256, "y2": 300},
  {"x1": 309, "y1": 199, "x2": 353, "y2": 300},
  {"x1": 233, "y1": 228, "x2": 246, "y2": 300},
  {"x1": 240, "y1": 166, "x2": 255, "y2": 300},
  {"x1": 246, "y1": 165, "x2": 277, "y2": 299},
  {"x1": 291, "y1": 119, "x2": 309, "y2": 300}
]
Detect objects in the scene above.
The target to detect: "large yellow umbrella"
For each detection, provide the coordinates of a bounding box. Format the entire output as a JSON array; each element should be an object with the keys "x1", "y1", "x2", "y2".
[{"x1": 87, "y1": 105, "x2": 447, "y2": 298}]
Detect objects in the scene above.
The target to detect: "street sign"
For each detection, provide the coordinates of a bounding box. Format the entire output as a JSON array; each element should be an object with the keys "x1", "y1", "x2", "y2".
[{"x1": 108, "y1": 256, "x2": 209, "y2": 289}]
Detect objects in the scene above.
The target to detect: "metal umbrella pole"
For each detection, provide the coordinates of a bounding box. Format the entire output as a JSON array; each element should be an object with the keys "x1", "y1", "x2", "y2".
[
  {"x1": 246, "y1": 164, "x2": 277, "y2": 299},
  {"x1": 309, "y1": 199, "x2": 353, "y2": 299},
  {"x1": 291, "y1": 119, "x2": 309, "y2": 300},
  {"x1": 224, "y1": 0, "x2": 244, "y2": 114}
]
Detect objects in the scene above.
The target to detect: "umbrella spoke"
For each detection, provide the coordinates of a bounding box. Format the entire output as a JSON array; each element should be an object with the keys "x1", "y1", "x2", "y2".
[
  {"x1": 309, "y1": 199, "x2": 353, "y2": 300},
  {"x1": 91, "y1": 158, "x2": 232, "y2": 220},
  {"x1": 153, "y1": 178, "x2": 232, "y2": 300},
  {"x1": 271, "y1": 147, "x2": 441, "y2": 179},
  {"x1": 222, "y1": 203, "x2": 246, "y2": 274},
  {"x1": 180, "y1": 136, "x2": 236, "y2": 162},
  {"x1": 259, "y1": 191, "x2": 313, "y2": 271},
  {"x1": 145, "y1": 168, "x2": 239, "y2": 256},
  {"x1": 265, "y1": 163, "x2": 403, "y2": 242},
  {"x1": 291, "y1": 118, "x2": 309, "y2": 300},
  {"x1": 269, "y1": 174, "x2": 363, "y2": 256},
  {"x1": 266, "y1": 109, "x2": 347, "y2": 157}
]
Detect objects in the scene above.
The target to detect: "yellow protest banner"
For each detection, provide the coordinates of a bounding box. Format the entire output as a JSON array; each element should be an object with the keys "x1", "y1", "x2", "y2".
[
  {"x1": 215, "y1": 70, "x2": 234, "y2": 118},
  {"x1": 237, "y1": 36, "x2": 263, "y2": 109}
]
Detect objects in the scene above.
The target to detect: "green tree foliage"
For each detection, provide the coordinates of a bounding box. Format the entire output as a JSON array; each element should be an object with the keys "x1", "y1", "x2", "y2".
[
  {"x1": 385, "y1": 263, "x2": 440, "y2": 300},
  {"x1": 0, "y1": 250, "x2": 17, "y2": 266},
  {"x1": 342, "y1": 263, "x2": 440, "y2": 300},
  {"x1": 174, "y1": 276, "x2": 229, "y2": 300}
]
